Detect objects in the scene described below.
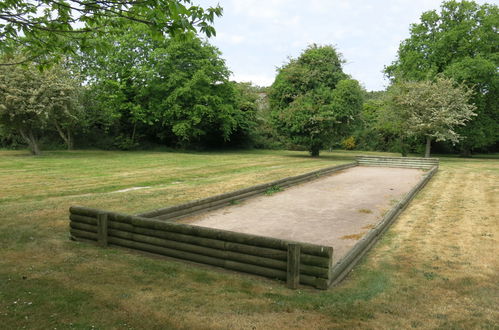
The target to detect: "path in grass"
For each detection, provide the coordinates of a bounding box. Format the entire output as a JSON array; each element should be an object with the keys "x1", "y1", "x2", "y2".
[{"x1": 0, "y1": 149, "x2": 497, "y2": 328}]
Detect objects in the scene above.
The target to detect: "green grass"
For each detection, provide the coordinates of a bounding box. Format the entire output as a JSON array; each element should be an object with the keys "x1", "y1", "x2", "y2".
[{"x1": 0, "y1": 148, "x2": 498, "y2": 328}]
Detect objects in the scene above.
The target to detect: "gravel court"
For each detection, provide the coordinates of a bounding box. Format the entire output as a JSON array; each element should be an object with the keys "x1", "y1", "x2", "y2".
[{"x1": 180, "y1": 166, "x2": 425, "y2": 263}]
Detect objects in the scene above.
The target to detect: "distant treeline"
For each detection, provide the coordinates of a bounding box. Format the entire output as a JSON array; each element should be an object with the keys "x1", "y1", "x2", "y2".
[{"x1": 1, "y1": 1, "x2": 497, "y2": 156}]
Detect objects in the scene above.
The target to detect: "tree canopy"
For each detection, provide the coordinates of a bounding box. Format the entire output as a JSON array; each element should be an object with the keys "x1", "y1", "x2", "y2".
[
  {"x1": 384, "y1": 77, "x2": 476, "y2": 158},
  {"x1": 385, "y1": 0, "x2": 499, "y2": 154},
  {"x1": 269, "y1": 44, "x2": 363, "y2": 156},
  {"x1": 0, "y1": 61, "x2": 83, "y2": 154},
  {"x1": 0, "y1": 0, "x2": 222, "y2": 64},
  {"x1": 76, "y1": 24, "x2": 255, "y2": 148}
]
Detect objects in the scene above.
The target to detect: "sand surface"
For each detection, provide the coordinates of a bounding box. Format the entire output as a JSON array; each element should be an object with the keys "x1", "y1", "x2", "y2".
[{"x1": 180, "y1": 166, "x2": 425, "y2": 263}]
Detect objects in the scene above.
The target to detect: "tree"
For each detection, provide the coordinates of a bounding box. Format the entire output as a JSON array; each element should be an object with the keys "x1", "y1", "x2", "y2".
[
  {"x1": 76, "y1": 24, "x2": 255, "y2": 148},
  {"x1": 0, "y1": 60, "x2": 82, "y2": 154},
  {"x1": 269, "y1": 44, "x2": 362, "y2": 156},
  {"x1": 0, "y1": 0, "x2": 222, "y2": 64},
  {"x1": 386, "y1": 77, "x2": 476, "y2": 158},
  {"x1": 385, "y1": 0, "x2": 499, "y2": 154}
]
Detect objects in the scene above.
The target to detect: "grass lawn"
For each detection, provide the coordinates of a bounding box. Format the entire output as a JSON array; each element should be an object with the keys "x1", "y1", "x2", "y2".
[{"x1": 0, "y1": 149, "x2": 497, "y2": 329}]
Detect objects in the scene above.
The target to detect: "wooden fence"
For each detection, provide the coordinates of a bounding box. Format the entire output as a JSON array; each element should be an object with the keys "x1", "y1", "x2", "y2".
[
  {"x1": 137, "y1": 162, "x2": 357, "y2": 220},
  {"x1": 329, "y1": 164, "x2": 439, "y2": 284},
  {"x1": 356, "y1": 155, "x2": 439, "y2": 169},
  {"x1": 69, "y1": 206, "x2": 334, "y2": 289}
]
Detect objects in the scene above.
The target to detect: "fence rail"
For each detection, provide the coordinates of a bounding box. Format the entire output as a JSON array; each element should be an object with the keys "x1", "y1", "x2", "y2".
[
  {"x1": 356, "y1": 155, "x2": 439, "y2": 169},
  {"x1": 137, "y1": 162, "x2": 357, "y2": 220},
  {"x1": 70, "y1": 206, "x2": 333, "y2": 289}
]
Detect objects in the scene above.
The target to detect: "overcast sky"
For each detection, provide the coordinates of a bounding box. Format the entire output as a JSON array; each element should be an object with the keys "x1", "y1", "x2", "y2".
[{"x1": 196, "y1": 0, "x2": 495, "y2": 91}]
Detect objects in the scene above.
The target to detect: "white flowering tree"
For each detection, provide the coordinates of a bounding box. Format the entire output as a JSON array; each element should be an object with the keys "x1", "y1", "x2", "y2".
[
  {"x1": 387, "y1": 77, "x2": 476, "y2": 158},
  {"x1": 0, "y1": 61, "x2": 82, "y2": 154}
]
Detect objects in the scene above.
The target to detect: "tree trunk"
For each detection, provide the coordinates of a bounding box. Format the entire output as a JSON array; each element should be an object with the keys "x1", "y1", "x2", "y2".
[
  {"x1": 399, "y1": 138, "x2": 408, "y2": 157},
  {"x1": 131, "y1": 122, "x2": 137, "y2": 144},
  {"x1": 425, "y1": 136, "x2": 431, "y2": 158},
  {"x1": 67, "y1": 128, "x2": 74, "y2": 150},
  {"x1": 309, "y1": 144, "x2": 320, "y2": 157},
  {"x1": 19, "y1": 129, "x2": 41, "y2": 155},
  {"x1": 54, "y1": 121, "x2": 74, "y2": 150},
  {"x1": 459, "y1": 146, "x2": 472, "y2": 157}
]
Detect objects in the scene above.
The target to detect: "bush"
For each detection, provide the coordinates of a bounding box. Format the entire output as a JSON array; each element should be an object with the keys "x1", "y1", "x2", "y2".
[{"x1": 341, "y1": 136, "x2": 356, "y2": 150}]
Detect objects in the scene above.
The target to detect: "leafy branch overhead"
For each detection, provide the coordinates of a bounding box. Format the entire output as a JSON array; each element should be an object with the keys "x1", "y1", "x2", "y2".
[{"x1": 0, "y1": 0, "x2": 222, "y2": 63}]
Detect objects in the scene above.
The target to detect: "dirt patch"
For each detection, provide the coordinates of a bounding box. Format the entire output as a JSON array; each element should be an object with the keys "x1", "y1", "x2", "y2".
[
  {"x1": 180, "y1": 166, "x2": 425, "y2": 263},
  {"x1": 341, "y1": 232, "x2": 366, "y2": 240}
]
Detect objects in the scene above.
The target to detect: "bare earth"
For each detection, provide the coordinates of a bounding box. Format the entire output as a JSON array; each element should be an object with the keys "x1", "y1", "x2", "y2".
[{"x1": 180, "y1": 166, "x2": 425, "y2": 263}]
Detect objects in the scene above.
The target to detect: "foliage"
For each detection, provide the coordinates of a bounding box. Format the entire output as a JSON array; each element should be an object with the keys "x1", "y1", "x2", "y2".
[
  {"x1": 269, "y1": 44, "x2": 347, "y2": 111},
  {"x1": 0, "y1": 0, "x2": 222, "y2": 64},
  {"x1": 341, "y1": 136, "x2": 356, "y2": 150},
  {"x1": 385, "y1": 0, "x2": 499, "y2": 154},
  {"x1": 385, "y1": 77, "x2": 476, "y2": 157},
  {"x1": 0, "y1": 60, "x2": 83, "y2": 154},
  {"x1": 269, "y1": 45, "x2": 363, "y2": 156},
  {"x1": 77, "y1": 25, "x2": 255, "y2": 148}
]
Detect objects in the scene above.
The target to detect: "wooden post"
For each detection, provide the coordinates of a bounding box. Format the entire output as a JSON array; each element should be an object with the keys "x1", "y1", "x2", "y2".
[
  {"x1": 97, "y1": 212, "x2": 108, "y2": 247},
  {"x1": 287, "y1": 244, "x2": 300, "y2": 289}
]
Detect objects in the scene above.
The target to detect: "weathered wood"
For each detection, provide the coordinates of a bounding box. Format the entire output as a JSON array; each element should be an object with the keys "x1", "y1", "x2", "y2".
[
  {"x1": 114, "y1": 214, "x2": 332, "y2": 257},
  {"x1": 104, "y1": 227, "x2": 330, "y2": 277},
  {"x1": 100, "y1": 212, "x2": 333, "y2": 263},
  {"x1": 223, "y1": 241, "x2": 286, "y2": 260},
  {"x1": 70, "y1": 228, "x2": 97, "y2": 241},
  {"x1": 155, "y1": 188, "x2": 268, "y2": 220},
  {"x1": 287, "y1": 244, "x2": 300, "y2": 289},
  {"x1": 100, "y1": 218, "x2": 330, "y2": 267},
  {"x1": 356, "y1": 155, "x2": 439, "y2": 161},
  {"x1": 137, "y1": 162, "x2": 356, "y2": 218},
  {"x1": 70, "y1": 214, "x2": 97, "y2": 225},
  {"x1": 97, "y1": 212, "x2": 108, "y2": 247},
  {"x1": 224, "y1": 260, "x2": 287, "y2": 280},
  {"x1": 300, "y1": 274, "x2": 329, "y2": 289},
  {"x1": 108, "y1": 220, "x2": 226, "y2": 250},
  {"x1": 328, "y1": 165, "x2": 438, "y2": 287},
  {"x1": 109, "y1": 236, "x2": 227, "y2": 268},
  {"x1": 356, "y1": 156, "x2": 439, "y2": 169},
  {"x1": 70, "y1": 221, "x2": 97, "y2": 233},
  {"x1": 70, "y1": 206, "x2": 100, "y2": 218}
]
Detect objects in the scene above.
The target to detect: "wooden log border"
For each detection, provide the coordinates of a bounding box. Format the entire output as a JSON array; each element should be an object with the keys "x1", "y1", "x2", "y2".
[
  {"x1": 69, "y1": 206, "x2": 333, "y2": 289},
  {"x1": 327, "y1": 165, "x2": 439, "y2": 287},
  {"x1": 68, "y1": 157, "x2": 438, "y2": 289},
  {"x1": 356, "y1": 155, "x2": 439, "y2": 169},
  {"x1": 136, "y1": 162, "x2": 357, "y2": 220}
]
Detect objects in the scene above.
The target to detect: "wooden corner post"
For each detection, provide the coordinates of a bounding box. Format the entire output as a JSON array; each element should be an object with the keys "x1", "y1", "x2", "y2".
[
  {"x1": 97, "y1": 212, "x2": 108, "y2": 247},
  {"x1": 287, "y1": 244, "x2": 301, "y2": 289}
]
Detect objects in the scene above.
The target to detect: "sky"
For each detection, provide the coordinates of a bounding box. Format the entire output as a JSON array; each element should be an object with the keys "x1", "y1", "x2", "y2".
[{"x1": 196, "y1": 0, "x2": 495, "y2": 91}]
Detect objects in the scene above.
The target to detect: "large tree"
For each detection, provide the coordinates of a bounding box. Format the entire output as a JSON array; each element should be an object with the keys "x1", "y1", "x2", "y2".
[
  {"x1": 385, "y1": 0, "x2": 499, "y2": 155},
  {"x1": 0, "y1": 0, "x2": 222, "y2": 64},
  {"x1": 385, "y1": 77, "x2": 476, "y2": 158},
  {"x1": 269, "y1": 44, "x2": 363, "y2": 156},
  {"x1": 77, "y1": 24, "x2": 254, "y2": 148}
]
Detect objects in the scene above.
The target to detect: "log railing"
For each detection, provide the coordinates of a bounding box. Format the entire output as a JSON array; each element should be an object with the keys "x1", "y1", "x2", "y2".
[
  {"x1": 137, "y1": 162, "x2": 357, "y2": 220},
  {"x1": 356, "y1": 155, "x2": 439, "y2": 169},
  {"x1": 70, "y1": 206, "x2": 334, "y2": 289}
]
